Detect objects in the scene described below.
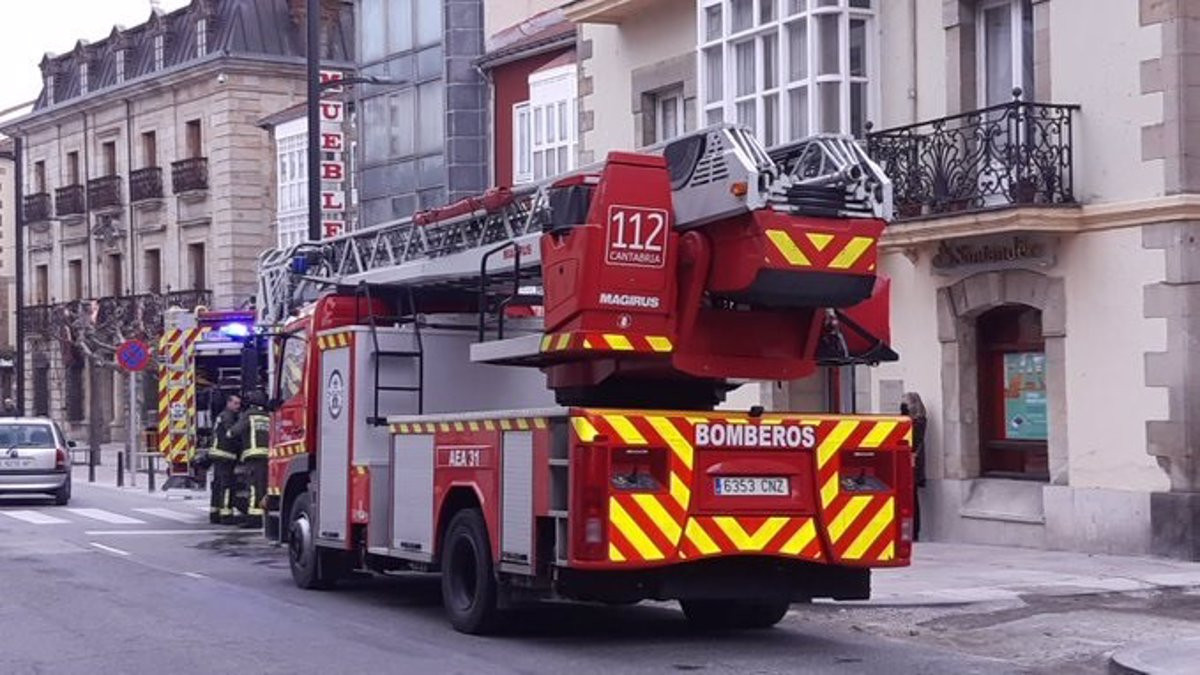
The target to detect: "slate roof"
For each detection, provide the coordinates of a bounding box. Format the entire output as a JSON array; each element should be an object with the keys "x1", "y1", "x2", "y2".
[{"x1": 34, "y1": 0, "x2": 354, "y2": 111}]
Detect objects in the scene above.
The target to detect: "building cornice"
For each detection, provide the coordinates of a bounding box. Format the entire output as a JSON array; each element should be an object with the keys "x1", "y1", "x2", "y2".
[
  {"x1": 563, "y1": 0, "x2": 654, "y2": 24},
  {"x1": 879, "y1": 195, "x2": 1200, "y2": 248}
]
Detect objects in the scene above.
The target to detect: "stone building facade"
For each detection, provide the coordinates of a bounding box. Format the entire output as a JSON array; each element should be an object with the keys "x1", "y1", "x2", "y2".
[
  {"x1": 0, "y1": 139, "x2": 14, "y2": 398},
  {"x1": 559, "y1": 0, "x2": 1200, "y2": 560},
  {"x1": 1, "y1": 0, "x2": 353, "y2": 436}
]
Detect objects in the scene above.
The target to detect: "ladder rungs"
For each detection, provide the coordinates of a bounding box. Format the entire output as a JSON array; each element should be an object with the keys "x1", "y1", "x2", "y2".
[
  {"x1": 376, "y1": 350, "x2": 423, "y2": 358},
  {"x1": 378, "y1": 385, "x2": 422, "y2": 392}
]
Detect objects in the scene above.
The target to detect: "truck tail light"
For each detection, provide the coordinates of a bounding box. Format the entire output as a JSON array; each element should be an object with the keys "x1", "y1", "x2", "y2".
[
  {"x1": 572, "y1": 445, "x2": 609, "y2": 562},
  {"x1": 55, "y1": 447, "x2": 68, "y2": 470}
]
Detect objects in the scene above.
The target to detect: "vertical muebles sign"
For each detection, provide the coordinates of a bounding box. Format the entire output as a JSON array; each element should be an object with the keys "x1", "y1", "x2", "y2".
[{"x1": 319, "y1": 69, "x2": 347, "y2": 239}]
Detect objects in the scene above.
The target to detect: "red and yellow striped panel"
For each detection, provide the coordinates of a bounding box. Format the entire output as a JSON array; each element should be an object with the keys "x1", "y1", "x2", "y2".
[
  {"x1": 268, "y1": 440, "x2": 307, "y2": 459},
  {"x1": 390, "y1": 417, "x2": 549, "y2": 434},
  {"x1": 679, "y1": 516, "x2": 823, "y2": 561},
  {"x1": 813, "y1": 418, "x2": 911, "y2": 564},
  {"x1": 764, "y1": 229, "x2": 878, "y2": 274},
  {"x1": 540, "y1": 332, "x2": 674, "y2": 355},
  {"x1": 317, "y1": 331, "x2": 352, "y2": 351}
]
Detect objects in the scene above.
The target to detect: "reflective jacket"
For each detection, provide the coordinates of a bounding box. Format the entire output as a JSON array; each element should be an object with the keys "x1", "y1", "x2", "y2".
[
  {"x1": 209, "y1": 409, "x2": 242, "y2": 462},
  {"x1": 230, "y1": 407, "x2": 270, "y2": 461}
]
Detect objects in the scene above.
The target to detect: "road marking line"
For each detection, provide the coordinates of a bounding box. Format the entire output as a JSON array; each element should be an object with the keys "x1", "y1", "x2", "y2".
[
  {"x1": 67, "y1": 508, "x2": 146, "y2": 525},
  {"x1": 89, "y1": 542, "x2": 131, "y2": 557},
  {"x1": 1, "y1": 510, "x2": 70, "y2": 525},
  {"x1": 133, "y1": 507, "x2": 204, "y2": 523},
  {"x1": 83, "y1": 529, "x2": 254, "y2": 536}
]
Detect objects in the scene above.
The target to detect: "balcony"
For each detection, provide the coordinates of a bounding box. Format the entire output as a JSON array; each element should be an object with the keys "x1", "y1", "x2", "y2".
[
  {"x1": 55, "y1": 184, "x2": 85, "y2": 218},
  {"x1": 866, "y1": 95, "x2": 1080, "y2": 222},
  {"x1": 21, "y1": 290, "x2": 213, "y2": 343},
  {"x1": 23, "y1": 193, "x2": 52, "y2": 223},
  {"x1": 88, "y1": 175, "x2": 123, "y2": 212},
  {"x1": 172, "y1": 157, "x2": 209, "y2": 194},
  {"x1": 130, "y1": 166, "x2": 164, "y2": 203}
]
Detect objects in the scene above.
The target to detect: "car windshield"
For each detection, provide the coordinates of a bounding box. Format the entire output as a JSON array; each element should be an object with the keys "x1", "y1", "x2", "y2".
[{"x1": 0, "y1": 423, "x2": 57, "y2": 448}]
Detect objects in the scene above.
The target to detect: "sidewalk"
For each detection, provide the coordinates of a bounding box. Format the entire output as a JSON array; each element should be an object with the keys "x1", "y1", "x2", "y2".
[{"x1": 71, "y1": 442, "x2": 202, "y2": 497}]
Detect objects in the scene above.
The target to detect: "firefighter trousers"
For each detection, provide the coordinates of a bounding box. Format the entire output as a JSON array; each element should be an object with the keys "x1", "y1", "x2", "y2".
[
  {"x1": 239, "y1": 459, "x2": 267, "y2": 527},
  {"x1": 210, "y1": 460, "x2": 236, "y2": 522}
]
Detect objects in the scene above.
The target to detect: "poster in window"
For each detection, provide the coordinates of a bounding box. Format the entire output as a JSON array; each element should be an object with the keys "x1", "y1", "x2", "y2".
[{"x1": 1003, "y1": 352, "x2": 1047, "y2": 441}]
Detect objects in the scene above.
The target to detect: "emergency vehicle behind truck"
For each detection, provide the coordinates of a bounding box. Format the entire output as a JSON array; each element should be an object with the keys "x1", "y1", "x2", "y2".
[{"x1": 257, "y1": 125, "x2": 913, "y2": 634}]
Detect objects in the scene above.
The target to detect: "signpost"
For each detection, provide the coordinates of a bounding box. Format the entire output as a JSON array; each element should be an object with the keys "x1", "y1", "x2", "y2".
[{"x1": 116, "y1": 339, "x2": 151, "y2": 487}]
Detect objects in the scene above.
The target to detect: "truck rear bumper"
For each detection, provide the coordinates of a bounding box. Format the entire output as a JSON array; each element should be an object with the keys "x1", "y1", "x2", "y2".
[{"x1": 553, "y1": 556, "x2": 869, "y2": 604}]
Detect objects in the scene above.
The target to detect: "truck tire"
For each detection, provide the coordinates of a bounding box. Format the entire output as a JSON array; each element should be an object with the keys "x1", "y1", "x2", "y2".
[
  {"x1": 680, "y1": 598, "x2": 791, "y2": 630},
  {"x1": 440, "y1": 508, "x2": 500, "y2": 635},
  {"x1": 288, "y1": 492, "x2": 341, "y2": 590}
]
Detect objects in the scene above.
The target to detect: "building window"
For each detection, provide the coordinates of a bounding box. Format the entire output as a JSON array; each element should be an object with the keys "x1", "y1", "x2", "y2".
[
  {"x1": 45, "y1": 75, "x2": 55, "y2": 105},
  {"x1": 154, "y1": 34, "x2": 165, "y2": 71},
  {"x1": 143, "y1": 249, "x2": 162, "y2": 294},
  {"x1": 102, "y1": 141, "x2": 117, "y2": 176},
  {"x1": 514, "y1": 65, "x2": 577, "y2": 184},
  {"x1": 79, "y1": 63, "x2": 89, "y2": 95},
  {"x1": 187, "y1": 243, "x2": 206, "y2": 291},
  {"x1": 34, "y1": 264, "x2": 49, "y2": 304},
  {"x1": 66, "y1": 151, "x2": 80, "y2": 185},
  {"x1": 977, "y1": 0, "x2": 1033, "y2": 107},
  {"x1": 977, "y1": 305, "x2": 1048, "y2": 480},
  {"x1": 186, "y1": 119, "x2": 202, "y2": 158},
  {"x1": 142, "y1": 130, "x2": 157, "y2": 167},
  {"x1": 67, "y1": 260, "x2": 83, "y2": 301},
  {"x1": 360, "y1": 0, "x2": 443, "y2": 64},
  {"x1": 654, "y1": 89, "x2": 684, "y2": 144},
  {"x1": 115, "y1": 50, "x2": 126, "y2": 84},
  {"x1": 362, "y1": 80, "x2": 444, "y2": 165},
  {"x1": 276, "y1": 131, "x2": 307, "y2": 249},
  {"x1": 33, "y1": 161, "x2": 46, "y2": 193},
  {"x1": 196, "y1": 18, "x2": 208, "y2": 58},
  {"x1": 107, "y1": 253, "x2": 123, "y2": 297},
  {"x1": 699, "y1": 0, "x2": 876, "y2": 143}
]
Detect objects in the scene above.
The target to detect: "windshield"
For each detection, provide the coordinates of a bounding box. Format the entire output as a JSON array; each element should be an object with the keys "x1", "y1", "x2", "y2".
[{"x1": 0, "y1": 423, "x2": 57, "y2": 448}]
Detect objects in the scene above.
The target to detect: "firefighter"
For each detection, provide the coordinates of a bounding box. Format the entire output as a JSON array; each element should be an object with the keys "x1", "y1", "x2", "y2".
[
  {"x1": 900, "y1": 392, "x2": 927, "y2": 541},
  {"x1": 229, "y1": 390, "x2": 270, "y2": 528},
  {"x1": 209, "y1": 393, "x2": 243, "y2": 524}
]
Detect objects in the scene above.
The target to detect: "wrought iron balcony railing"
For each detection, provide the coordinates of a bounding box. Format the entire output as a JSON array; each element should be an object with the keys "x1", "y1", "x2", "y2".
[
  {"x1": 88, "y1": 175, "x2": 123, "y2": 211},
  {"x1": 130, "y1": 166, "x2": 164, "y2": 202},
  {"x1": 21, "y1": 290, "x2": 213, "y2": 343},
  {"x1": 172, "y1": 157, "x2": 209, "y2": 193},
  {"x1": 865, "y1": 93, "x2": 1080, "y2": 221},
  {"x1": 23, "y1": 193, "x2": 52, "y2": 222},
  {"x1": 55, "y1": 184, "x2": 85, "y2": 217}
]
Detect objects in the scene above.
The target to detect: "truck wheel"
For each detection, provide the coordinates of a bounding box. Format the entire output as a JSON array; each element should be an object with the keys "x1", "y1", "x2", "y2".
[
  {"x1": 440, "y1": 508, "x2": 500, "y2": 635},
  {"x1": 680, "y1": 598, "x2": 791, "y2": 630},
  {"x1": 288, "y1": 492, "x2": 340, "y2": 590}
]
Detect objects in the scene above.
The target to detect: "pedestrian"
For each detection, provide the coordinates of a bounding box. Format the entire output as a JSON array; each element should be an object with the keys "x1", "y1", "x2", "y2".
[
  {"x1": 209, "y1": 393, "x2": 243, "y2": 525},
  {"x1": 228, "y1": 390, "x2": 270, "y2": 529},
  {"x1": 1, "y1": 398, "x2": 17, "y2": 417},
  {"x1": 900, "y1": 392, "x2": 927, "y2": 542}
]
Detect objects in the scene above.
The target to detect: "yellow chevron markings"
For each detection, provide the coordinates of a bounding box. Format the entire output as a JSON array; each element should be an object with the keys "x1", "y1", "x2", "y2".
[
  {"x1": 540, "y1": 335, "x2": 553, "y2": 352},
  {"x1": 828, "y1": 495, "x2": 873, "y2": 543},
  {"x1": 669, "y1": 472, "x2": 692, "y2": 511},
  {"x1": 632, "y1": 494, "x2": 682, "y2": 544},
  {"x1": 609, "y1": 498, "x2": 664, "y2": 560},
  {"x1": 713, "y1": 516, "x2": 789, "y2": 551},
  {"x1": 818, "y1": 420, "x2": 859, "y2": 469},
  {"x1": 860, "y1": 421, "x2": 898, "y2": 448},
  {"x1": 604, "y1": 414, "x2": 647, "y2": 445},
  {"x1": 604, "y1": 334, "x2": 634, "y2": 351},
  {"x1": 646, "y1": 336, "x2": 674, "y2": 352},
  {"x1": 829, "y1": 236, "x2": 874, "y2": 269},
  {"x1": 779, "y1": 519, "x2": 818, "y2": 555},
  {"x1": 765, "y1": 229, "x2": 811, "y2": 267},
  {"x1": 880, "y1": 541, "x2": 895, "y2": 561},
  {"x1": 843, "y1": 498, "x2": 895, "y2": 560},
  {"x1": 684, "y1": 519, "x2": 720, "y2": 556},
  {"x1": 806, "y1": 232, "x2": 834, "y2": 251},
  {"x1": 647, "y1": 416, "x2": 693, "y2": 470},
  {"x1": 572, "y1": 417, "x2": 599, "y2": 442},
  {"x1": 555, "y1": 333, "x2": 571, "y2": 351},
  {"x1": 608, "y1": 543, "x2": 626, "y2": 562},
  {"x1": 820, "y1": 473, "x2": 840, "y2": 508}
]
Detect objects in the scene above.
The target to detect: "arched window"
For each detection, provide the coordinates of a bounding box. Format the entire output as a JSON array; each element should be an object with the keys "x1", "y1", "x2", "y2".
[{"x1": 977, "y1": 304, "x2": 1048, "y2": 480}]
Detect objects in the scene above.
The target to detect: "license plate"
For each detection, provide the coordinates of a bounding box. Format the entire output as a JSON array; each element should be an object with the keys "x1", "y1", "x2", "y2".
[
  {"x1": 0, "y1": 457, "x2": 34, "y2": 469},
  {"x1": 714, "y1": 476, "x2": 789, "y2": 497}
]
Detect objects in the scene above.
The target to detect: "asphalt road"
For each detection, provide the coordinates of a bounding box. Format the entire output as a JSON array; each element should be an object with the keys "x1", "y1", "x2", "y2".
[{"x1": 0, "y1": 480, "x2": 1014, "y2": 675}]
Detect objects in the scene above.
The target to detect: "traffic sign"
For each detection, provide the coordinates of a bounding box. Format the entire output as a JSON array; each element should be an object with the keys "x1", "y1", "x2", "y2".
[{"x1": 116, "y1": 339, "x2": 151, "y2": 372}]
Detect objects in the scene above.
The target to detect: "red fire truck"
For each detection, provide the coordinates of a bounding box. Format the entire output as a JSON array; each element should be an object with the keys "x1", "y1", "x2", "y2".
[{"x1": 256, "y1": 125, "x2": 912, "y2": 634}]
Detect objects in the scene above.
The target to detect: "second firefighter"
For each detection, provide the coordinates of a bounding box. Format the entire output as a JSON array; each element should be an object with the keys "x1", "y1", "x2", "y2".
[{"x1": 229, "y1": 391, "x2": 270, "y2": 528}]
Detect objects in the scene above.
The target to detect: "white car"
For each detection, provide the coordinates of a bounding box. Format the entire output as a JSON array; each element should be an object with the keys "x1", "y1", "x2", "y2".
[{"x1": 0, "y1": 418, "x2": 74, "y2": 505}]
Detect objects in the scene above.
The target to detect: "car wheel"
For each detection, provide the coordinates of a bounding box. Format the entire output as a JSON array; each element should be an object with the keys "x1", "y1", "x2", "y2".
[
  {"x1": 440, "y1": 508, "x2": 501, "y2": 635},
  {"x1": 52, "y1": 482, "x2": 71, "y2": 506},
  {"x1": 288, "y1": 492, "x2": 341, "y2": 590}
]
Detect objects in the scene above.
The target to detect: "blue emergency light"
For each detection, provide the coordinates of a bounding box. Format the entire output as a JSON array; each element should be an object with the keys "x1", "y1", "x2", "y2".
[{"x1": 219, "y1": 322, "x2": 251, "y2": 339}]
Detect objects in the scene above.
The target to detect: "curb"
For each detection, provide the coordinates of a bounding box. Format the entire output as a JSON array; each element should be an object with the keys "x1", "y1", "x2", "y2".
[{"x1": 1110, "y1": 637, "x2": 1200, "y2": 675}]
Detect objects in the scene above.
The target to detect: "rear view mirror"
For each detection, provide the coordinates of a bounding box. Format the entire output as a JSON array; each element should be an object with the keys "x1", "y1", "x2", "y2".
[{"x1": 67, "y1": 440, "x2": 77, "y2": 448}]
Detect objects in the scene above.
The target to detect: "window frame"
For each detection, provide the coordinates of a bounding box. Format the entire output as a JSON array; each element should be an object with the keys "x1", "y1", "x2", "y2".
[
  {"x1": 153, "y1": 34, "x2": 165, "y2": 71},
  {"x1": 79, "y1": 62, "x2": 89, "y2": 95},
  {"x1": 975, "y1": 0, "x2": 1033, "y2": 107},
  {"x1": 698, "y1": 0, "x2": 878, "y2": 145},
  {"x1": 653, "y1": 89, "x2": 685, "y2": 144},
  {"x1": 196, "y1": 18, "x2": 208, "y2": 58},
  {"x1": 523, "y1": 64, "x2": 577, "y2": 184}
]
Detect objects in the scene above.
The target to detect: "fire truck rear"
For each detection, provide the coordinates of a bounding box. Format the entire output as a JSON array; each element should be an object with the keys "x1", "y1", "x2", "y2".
[{"x1": 258, "y1": 125, "x2": 913, "y2": 634}]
